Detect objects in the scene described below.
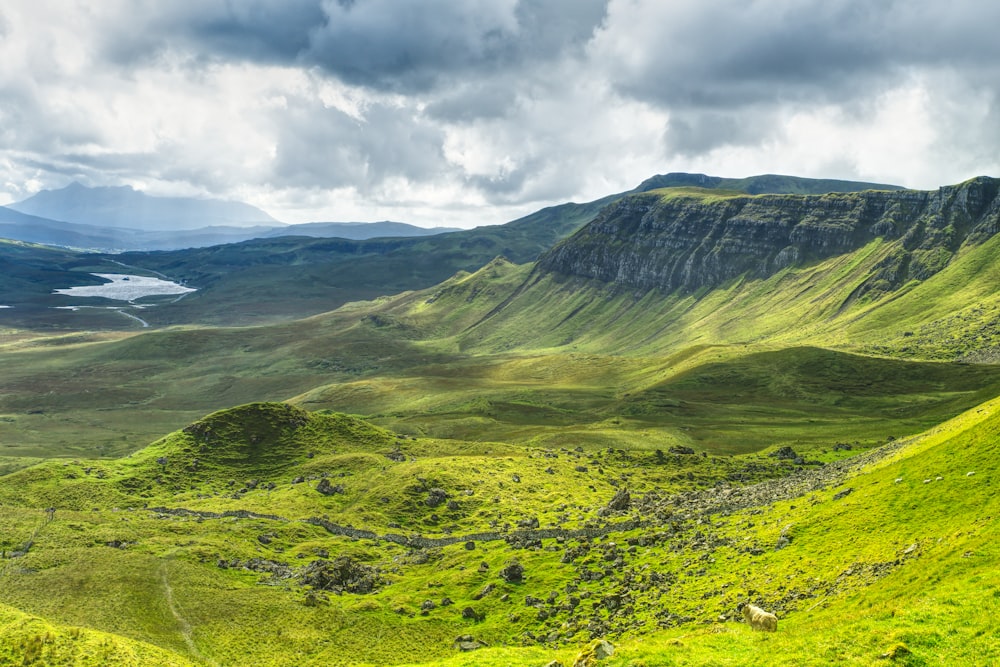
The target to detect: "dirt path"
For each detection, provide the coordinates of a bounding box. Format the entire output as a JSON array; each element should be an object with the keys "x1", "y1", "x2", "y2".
[{"x1": 159, "y1": 560, "x2": 216, "y2": 666}]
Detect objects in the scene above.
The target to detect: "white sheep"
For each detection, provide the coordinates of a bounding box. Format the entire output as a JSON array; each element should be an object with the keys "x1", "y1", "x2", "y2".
[{"x1": 741, "y1": 603, "x2": 778, "y2": 632}]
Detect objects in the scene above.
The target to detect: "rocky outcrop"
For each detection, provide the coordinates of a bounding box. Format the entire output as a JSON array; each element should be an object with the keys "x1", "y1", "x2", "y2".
[{"x1": 537, "y1": 177, "x2": 1000, "y2": 294}]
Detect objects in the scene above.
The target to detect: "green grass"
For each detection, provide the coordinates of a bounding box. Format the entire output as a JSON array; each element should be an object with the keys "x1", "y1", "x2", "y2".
[
  {"x1": 5, "y1": 179, "x2": 1000, "y2": 664},
  {"x1": 0, "y1": 396, "x2": 998, "y2": 665},
  {"x1": 0, "y1": 600, "x2": 193, "y2": 666}
]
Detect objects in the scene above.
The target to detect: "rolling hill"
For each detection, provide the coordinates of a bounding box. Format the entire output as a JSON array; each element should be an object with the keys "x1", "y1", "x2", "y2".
[{"x1": 3, "y1": 173, "x2": 1000, "y2": 666}]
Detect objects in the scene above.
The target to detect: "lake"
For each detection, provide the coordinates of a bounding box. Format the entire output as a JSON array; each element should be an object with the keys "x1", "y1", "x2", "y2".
[{"x1": 53, "y1": 273, "x2": 196, "y2": 301}]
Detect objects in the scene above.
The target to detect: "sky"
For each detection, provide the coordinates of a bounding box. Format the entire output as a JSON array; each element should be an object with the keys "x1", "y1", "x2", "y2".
[{"x1": 2, "y1": 1, "x2": 999, "y2": 229}]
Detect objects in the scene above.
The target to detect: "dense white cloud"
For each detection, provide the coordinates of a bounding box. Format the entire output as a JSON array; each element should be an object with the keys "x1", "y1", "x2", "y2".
[{"x1": 1, "y1": 0, "x2": 998, "y2": 227}]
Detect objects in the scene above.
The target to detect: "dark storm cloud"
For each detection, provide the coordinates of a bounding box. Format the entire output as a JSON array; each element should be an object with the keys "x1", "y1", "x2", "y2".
[
  {"x1": 604, "y1": 1, "x2": 1000, "y2": 109},
  {"x1": 589, "y1": 0, "x2": 1000, "y2": 157},
  {"x1": 100, "y1": 1, "x2": 328, "y2": 68},
  {"x1": 105, "y1": 0, "x2": 609, "y2": 93},
  {"x1": 299, "y1": 0, "x2": 606, "y2": 91}
]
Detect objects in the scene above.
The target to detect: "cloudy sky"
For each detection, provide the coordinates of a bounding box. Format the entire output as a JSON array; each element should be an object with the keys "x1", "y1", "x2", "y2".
[{"x1": 2, "y1": 1, "x2": 999, "y2": 228}]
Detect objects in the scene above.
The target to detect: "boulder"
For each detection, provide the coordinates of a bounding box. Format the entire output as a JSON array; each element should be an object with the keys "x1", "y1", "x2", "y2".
[
  {"x1": 315, "y1": 478, "x2": 344, "y2": 496},
  {"x1": 454, "y1": 635, "x2": 487, "y2": 651},
  {"x1": 500, "y1": 559, "x2": 524, "y2": 583},
  {"x1": 603, "y1": 487, "x2": 631, "y2": 513},
  {"x1": 770, "y1": 446, "x2": 798, "y2": 460},
  {"x1": 573, "y1": 639, "x2": 615, "y2": 666},
  {"x1": 426, "y1": 488, "x2": 449, "y2": 507}
]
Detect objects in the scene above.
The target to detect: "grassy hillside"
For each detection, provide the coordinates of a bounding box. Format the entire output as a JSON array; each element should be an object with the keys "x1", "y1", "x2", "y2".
[
  {"x1": 0, "y1": 395, "x2": 997, "y2": 665},
  {"x1": 8, "y1": 229, "x2": 1000, "y2": 462},
  {"x1": 0, "y1": 603, "x2": 193, "y2": 666},
  {"x1": 4, "y1": 177, "x2": 1000, "y2": 665}
]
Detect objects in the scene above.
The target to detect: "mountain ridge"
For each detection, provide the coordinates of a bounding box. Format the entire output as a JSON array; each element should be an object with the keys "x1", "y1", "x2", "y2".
[
  {"x1": 537, "y1": 176, "x2": 1000, "y2": 296},
  {"x1": 634, "y1": 172, "x2": 905, "y2": 195}
]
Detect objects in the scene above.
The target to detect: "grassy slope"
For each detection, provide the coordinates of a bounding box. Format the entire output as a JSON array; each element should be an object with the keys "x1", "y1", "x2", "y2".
[
  {"x1": 0, "y1": 602, "x2": 193, "y2": 666},
  {"x1": 410, "y1": 400, "x2": 1000, "y2": 666},
  {"x1": 5, "y1": 182, "x2": 1000, "y2": 664},
  {"x1": 0, "y1": 396, "x2": 997, "y2": 666},
  {"x1": 8, "y1": 236, "x2": 1000, "y2": 461},
  {"x1": 448, "y1": 226, "x2": 1000, "y2": 362}
]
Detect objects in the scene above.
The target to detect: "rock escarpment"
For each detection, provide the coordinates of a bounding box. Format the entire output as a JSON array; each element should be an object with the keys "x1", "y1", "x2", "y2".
[{"x1": 537, "y1": 177, "x2": 1000, "y2": 294}]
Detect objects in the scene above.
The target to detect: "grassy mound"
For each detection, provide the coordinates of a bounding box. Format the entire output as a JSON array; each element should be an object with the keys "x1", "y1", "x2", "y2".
[{"x1": 0, "y1": 602, "x2": 192, "y2": 666}]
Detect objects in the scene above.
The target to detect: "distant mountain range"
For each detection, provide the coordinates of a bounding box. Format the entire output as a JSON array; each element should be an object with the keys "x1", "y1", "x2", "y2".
[
  {"x1": 8, "y1": 182, "x2": 276, "y2": 230},
  {"x1": 0, "y1": 183, "x2": 459, "y2": 250}
]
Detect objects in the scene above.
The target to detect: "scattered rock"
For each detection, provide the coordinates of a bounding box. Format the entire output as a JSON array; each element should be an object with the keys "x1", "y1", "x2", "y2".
[
  {"x1": 500, "y1": 559, "x2": 524, "y2": 583},
  {"x1": 668, "y1": 446, "x2": 695, "y2": 455},
  {"x1": 297, "y1": 556, "x2": 381, "y2": 594},
  {"x1": 426, "y1": 488, "x2": 449, "y2": 508},
  {"x1": 464, "y1": 541, "x2": 476, "y2": 550},
  {"x1": 832, "y1": 487, "x2": 854, "y2": 501},
  {"x1": 315, "y1": 478, "x2": 344, "y2": 496},
  {"x1": 461, "y1": 606, "x2": 483, "y2": 621},
  {"x1": 602, "y1": 487, "x2": 631, "y2": 514},
  {"x1": 769, "y1": 446, "x2": 798, "y2": 460}
]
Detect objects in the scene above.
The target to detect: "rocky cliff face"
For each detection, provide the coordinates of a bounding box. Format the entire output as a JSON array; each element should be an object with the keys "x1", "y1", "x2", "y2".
[{"x1": 537, "y1": 177, "x2": 1000, "y2": 295}]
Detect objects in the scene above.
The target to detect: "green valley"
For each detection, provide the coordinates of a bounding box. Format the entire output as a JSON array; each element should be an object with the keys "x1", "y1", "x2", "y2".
[{"x1": 3, "y1": 176, "x2": 1000, "y2": 665}]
